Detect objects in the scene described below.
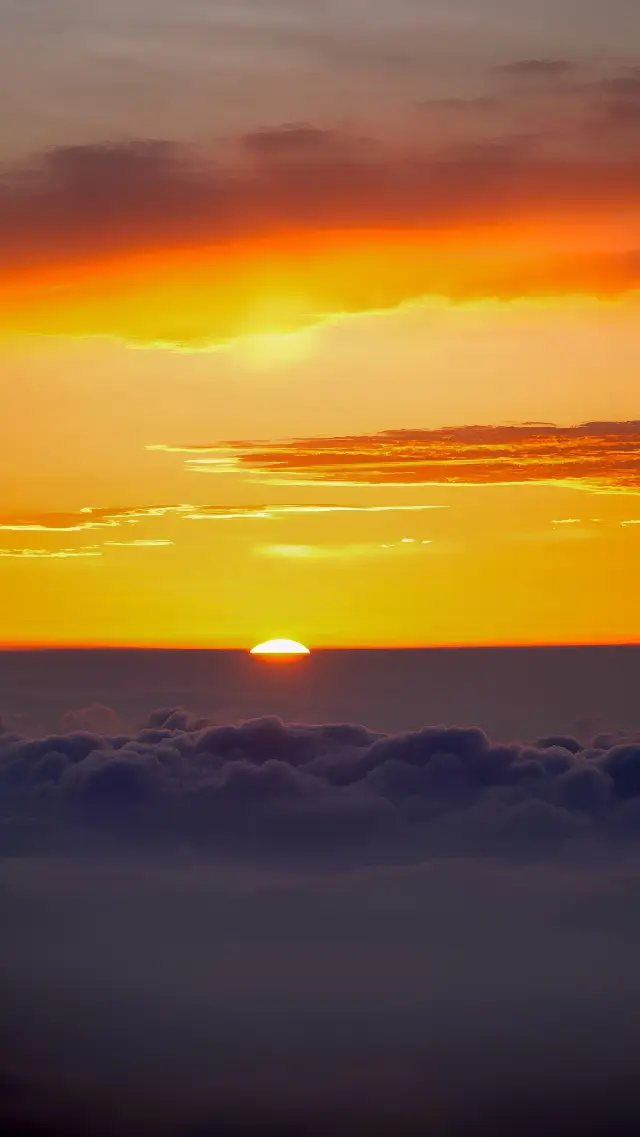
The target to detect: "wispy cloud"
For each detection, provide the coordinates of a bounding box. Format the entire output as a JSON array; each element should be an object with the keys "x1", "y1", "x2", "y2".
[
  {"x1": 0, "y1": 538, "x2": 176, "y2": 561},
  {"x1": 157, "y1": 422, "x2": 640, "y2": 494},
  {"x1": 103, "y1": 540, "x2": 174, "y2": 547},
  {"x1": 495, "y1": 58, "x2": 575, "y2": 79},
  {"x1": 186, "y1": 504, "x2": 445, "y2": 520},
  {"x1": 0, "y1": 505, "x2": 196, "y2": 533},
  {"x1": 0, "y1": 546, "x2": 102, "y2": 559},
  {"x1": 0, "y1": 504, "x2": 445, "y2": 549},
  {"x1": 0, "y1": 517, "x2": 119, "y2": 533},
  {"x1": 256, "y1": 540, "x2": 432, "y2": 560},
  {"x1": 147, "y1": 445, "x2": 240, "y2": 458}
]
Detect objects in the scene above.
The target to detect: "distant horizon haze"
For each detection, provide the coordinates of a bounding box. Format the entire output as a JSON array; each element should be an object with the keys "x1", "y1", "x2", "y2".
[{"x1": 2, "y1": 645, "x2": 638, "y2": 741}]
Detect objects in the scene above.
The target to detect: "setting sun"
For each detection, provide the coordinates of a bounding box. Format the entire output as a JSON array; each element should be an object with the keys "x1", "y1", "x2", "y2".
[{"x1": 250, "y1": 639, "x2": 311, "y2": 656}]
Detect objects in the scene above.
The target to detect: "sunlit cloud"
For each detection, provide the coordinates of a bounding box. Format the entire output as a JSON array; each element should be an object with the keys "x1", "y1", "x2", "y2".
[
  {"x1": 188, "y1": 510, "x2": 274, "y2": 521},
  {"x1": 256, "y1": 540, "x2": 433, "y2": 560},
  {"x1": 0, "y1": 518, "x2": 119, "y2": 533},
  {"x1": 0, "y1": 505, "x2": 196, "y2": 533},
  {"x1": 103, "y1": 540, "x2": 175, "y2": 547},
  {"x1": 0, "y1": 538, "x2": 175, "y2": 560},
  {"x1": 0, "y1": 546, "x2": 102, "y2": 559},
  {"x1": 186, "y1": 504, "x2": 445, "y2": 520},
  {"x1": 2, "y1": 118, "x2": 640, "y2": 347},
  {"x1": 105, "y1": 505, "x2": 197, "y2": 520},
  {"x1": 147, "y1": 446, "x2": 241, "y2": 460},
  {"x1": 158, "y1": 422, "x2": 640, "y2": 494},
  {"x1": 0, "y1": 503, "x2": 446, "y2": 556}
]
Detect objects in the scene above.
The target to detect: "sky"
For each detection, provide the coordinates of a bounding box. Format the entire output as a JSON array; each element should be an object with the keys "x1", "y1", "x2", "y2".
[{"x1": 2, "y1": 0, "x2": 640, "y2": 647}]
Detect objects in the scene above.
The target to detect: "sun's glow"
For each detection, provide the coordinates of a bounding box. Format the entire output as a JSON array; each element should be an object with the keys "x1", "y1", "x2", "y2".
[
  {"x1": 250, "y1": 638, "x2": 311, "y2": 655},
  {"x1": 232, "y1": 328, "x2": 317, "y2": 371}
]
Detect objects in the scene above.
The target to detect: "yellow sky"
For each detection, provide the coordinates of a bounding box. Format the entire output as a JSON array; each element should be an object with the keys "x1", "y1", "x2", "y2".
[{"x1": 2, "y1": 292, "x2": 639, "y2": 647}]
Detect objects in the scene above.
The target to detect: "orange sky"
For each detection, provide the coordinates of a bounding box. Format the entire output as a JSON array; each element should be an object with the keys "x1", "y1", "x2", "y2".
[
  {"x1": 1, "y1": 12, "x2": 640, "y2": 647},
  {"x1": 3, "y1": 218, "x2": 640, "y2": 349},
  {"x1": 2, "y1": 291, "x2": 640, "y2": 648}
]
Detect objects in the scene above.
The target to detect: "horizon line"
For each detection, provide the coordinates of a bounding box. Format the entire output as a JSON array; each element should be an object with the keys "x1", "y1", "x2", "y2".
[{"x1": 1, "y1": 639, "x2": 639, "y2": 652}]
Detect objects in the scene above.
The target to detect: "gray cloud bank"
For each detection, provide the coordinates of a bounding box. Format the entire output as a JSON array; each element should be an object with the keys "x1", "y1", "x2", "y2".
[
  {"x1": 5, "y1": 711, "x2": 640, "y2": 1135},
  {"x1": 3, "y1": 711, "x2": 640, "y2": 861},
  {"x1": 3, "y1": 105, "x2": 640, "y2": 272}
]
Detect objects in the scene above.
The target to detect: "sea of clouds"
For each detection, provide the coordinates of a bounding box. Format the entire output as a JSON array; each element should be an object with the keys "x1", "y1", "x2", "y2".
[
  {"x1": 3, "y1": 709, "x2": 640, "y2": 1136},
  {"x1": 3, "y1": 710, "x2": 640, "y2": 861}
]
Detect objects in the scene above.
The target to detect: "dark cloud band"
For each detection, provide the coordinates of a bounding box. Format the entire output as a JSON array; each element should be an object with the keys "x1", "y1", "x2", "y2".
[{"x1": 3, "y1": 710, "x2": 640, "y2": 860}]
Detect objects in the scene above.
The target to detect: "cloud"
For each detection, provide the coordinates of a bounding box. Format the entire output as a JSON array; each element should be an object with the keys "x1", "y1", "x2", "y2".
[
  {"x1": 3, "y1": 711, "x2": 640, "y2": 861},
  {"x1": 255, "y1": 541, "x2": 431, "y2": 559},
  {"x1": 586, "y1": 69, "x2": 640, "y2": 131},
  {"x1": 158, "y1": 421, "x2": 640, "y2": 493},
  {"x1": 0, "y1": 505, "x2": 196, "y2": 533},
  {"x1": 2, "y1": 118, "x2": 640, "y2": 345},
  {"x1": 0, "y1": 546, "x2": 102, "y2": 559},
  {"x1": 417, "y1": 95, "x2": 500, "y2": 112},
  {"x1": 103, "y1": 540, "x2": 174, "y2": 547},
  {"x1": 185, "y1": 503, "x2": 445, "y2": 520},
  {"x1": 0, "y1": 516, "x2": 119, "y2": 533},
  {"x1": 5, "y1": 707, "x2": 640, "y2": 1135},
  {"x1": 240, "y1": 122, "x2": 369, "y2": 161},
  {"x1": 257, "y1": 543, "x2": 369, "y2": 559},
  {"x1": 0, "y1": 530, "x2": 176, "y2": 561},
  {"x1": 496, "y1": 59, "x2": 576, "y2": 79},
  {"x1": 0, "y1": 504, "x2": 446, "y2": 561}
]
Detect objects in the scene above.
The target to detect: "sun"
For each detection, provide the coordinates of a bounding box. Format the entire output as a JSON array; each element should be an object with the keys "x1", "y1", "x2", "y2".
[{"x1": 250, "y1": 638, "x2": 310, "y2": 656}]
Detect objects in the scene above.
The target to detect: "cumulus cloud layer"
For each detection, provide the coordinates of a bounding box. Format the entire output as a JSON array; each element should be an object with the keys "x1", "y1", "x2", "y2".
[
  {"x1": 3, "y1": 710, "x2": 640, "y2": 860},
  {"x1": 159, "y1": 421, "x2": 640, "y2": 492}
]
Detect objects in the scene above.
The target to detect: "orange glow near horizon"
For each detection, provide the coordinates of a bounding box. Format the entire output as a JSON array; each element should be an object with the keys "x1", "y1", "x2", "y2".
[
  {"x1": 2, "y1": 216, "x2": 640, "y2": 649},
  {"x1": 2, "y1": 215, "x2": 640, "y2": 350},
  {"x1": 1, "y1": 477, "x2": 639, "y2": 650}
]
